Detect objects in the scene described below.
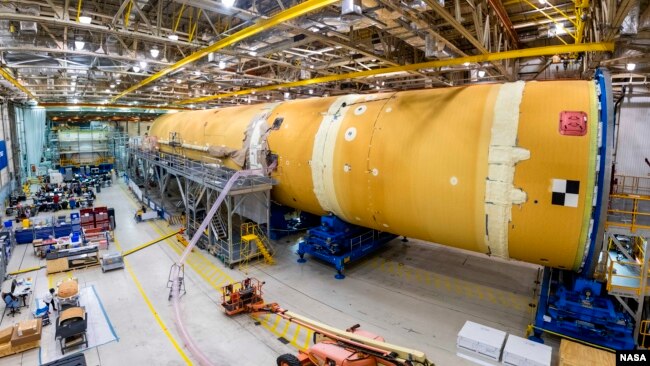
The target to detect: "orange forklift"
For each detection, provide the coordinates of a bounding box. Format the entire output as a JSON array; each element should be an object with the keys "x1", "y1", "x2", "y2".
[{"x1": 220, "y1": 278, "x2": 435, "y2": 366}]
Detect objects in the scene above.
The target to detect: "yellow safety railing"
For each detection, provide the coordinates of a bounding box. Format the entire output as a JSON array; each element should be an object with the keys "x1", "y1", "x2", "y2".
[
  {"x1": 605, "y1": 256, "x2": 644, "y2": 296},
  {"x1": 606, "y1": 194, "x2": 650, "y2": 233},
  {"x1": 241, "y1": 222, "x2": 257, "y2": 237},
  {"x1": 640, "y1": 320, "x2": 650, "y2": 349},
  {"x1": 613, "y1": 175, "x2": 650, "y2": 196},
  {"x1": 634, "y1": 236, "x2": 648, "y2": 261}
]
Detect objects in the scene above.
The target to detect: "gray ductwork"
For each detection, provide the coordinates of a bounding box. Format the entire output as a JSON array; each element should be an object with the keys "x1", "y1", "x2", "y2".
[{"x1": 621, "y1": 0, "x2": 640, "y2": 35}]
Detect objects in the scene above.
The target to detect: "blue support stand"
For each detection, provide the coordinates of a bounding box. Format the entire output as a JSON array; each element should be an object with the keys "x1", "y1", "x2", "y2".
[
  {"x1": 530, "y1": 267, "x2": 635, "y2": 350},
  {"x1": 297, "y1": 215, "x2": 397, "y2": 279}
]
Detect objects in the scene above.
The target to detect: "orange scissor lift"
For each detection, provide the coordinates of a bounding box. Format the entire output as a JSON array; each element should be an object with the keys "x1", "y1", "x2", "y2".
[{"x1": 220, "y1": 278, "x2": 434, "y2": 366}]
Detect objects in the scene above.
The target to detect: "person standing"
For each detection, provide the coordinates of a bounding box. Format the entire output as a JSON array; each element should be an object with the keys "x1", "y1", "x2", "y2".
[{"x1": 43, "y1": 288, "x2": 57, "y2": 313}]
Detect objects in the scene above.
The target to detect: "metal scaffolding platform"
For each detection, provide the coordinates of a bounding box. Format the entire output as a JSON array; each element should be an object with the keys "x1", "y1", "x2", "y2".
[{"x1": 127, "y1": 146, "x2": 275, "y2": 268}]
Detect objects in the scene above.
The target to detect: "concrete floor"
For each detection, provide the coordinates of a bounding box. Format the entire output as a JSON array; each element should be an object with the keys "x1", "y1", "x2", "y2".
[{"x1": 0, "y1": 181, "x2": 552, "y2": 366}]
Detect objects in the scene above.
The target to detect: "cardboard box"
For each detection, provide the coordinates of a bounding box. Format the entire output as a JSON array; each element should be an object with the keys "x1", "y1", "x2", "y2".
[
  {"x1": 17, "y1": 319, "x2": 38, "y2": 337},
  {"x1": 10, "y1": 318, "x2": 42, "y2": 348},
  {"x1": 0, "y1": 327, "x2": 12, "y2": 344}
]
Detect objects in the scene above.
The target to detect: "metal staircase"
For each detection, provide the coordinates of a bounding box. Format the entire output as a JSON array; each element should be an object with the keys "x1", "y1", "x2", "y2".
[
  {"x1": 240, "y1": 223, "x2": 275, "y2": 265},
  {"x1": 186, "y1": 184, "x2": 205, "y2": 209},
  {"x1": 210, "y1": 212, "x2": 228, "y2": 240}
]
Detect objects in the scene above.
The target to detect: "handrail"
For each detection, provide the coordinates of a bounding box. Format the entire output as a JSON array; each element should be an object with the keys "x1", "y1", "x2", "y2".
[
  {"x1": 613, "y1": 175, "x2": 650, "y2": 196},
  {"x1": 606, "y1": 194, "x2": 650, "y2": 232},
  {"x1": 605, "y1": 255, "x2": 645, "y2": 296},
  {"x1": 641, "y1": 320, "x2": 650, "y2": 349}
]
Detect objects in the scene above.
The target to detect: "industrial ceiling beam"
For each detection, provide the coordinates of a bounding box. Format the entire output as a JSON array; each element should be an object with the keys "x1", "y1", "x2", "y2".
[
  {"x1": 486, "y1": 0, "x2": 519, "y2": 47},
  {"x1": 422, "y1": 0, "x2": 513, "y2": 80},
  {"x1": 112, "y1": 0, "x2": 339, "y2": 102},
  {"x1": 39, "y1": 102, "x2": 190, "y2": 110},
  {"x1": 0, "y1": 46, "x2": 172, "y2": 66},
  {"x1": 179, "y1": 42, "x2": 614, "y2": 105},
  {"x1": 605, "y1": 0, "x2": 634, "y2": 41},
  {"x1": 0, "y1": 67, "x2": 37, "y2": 100},
  {"x1": 0, "y1": 13, "x2": 197, "y2": 48}
]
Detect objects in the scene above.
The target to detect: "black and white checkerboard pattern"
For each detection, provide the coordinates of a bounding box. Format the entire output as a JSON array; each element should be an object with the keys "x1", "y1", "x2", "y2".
[{"x1": 551, "y1": 179, "x2": 580, "y2": 208}]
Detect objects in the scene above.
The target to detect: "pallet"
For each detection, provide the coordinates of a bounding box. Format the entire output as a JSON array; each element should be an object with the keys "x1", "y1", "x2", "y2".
[
  {"x1": 559, "y1": 339, "x2": 615, "y2": 366},
  {"x1": 0, "y1": 340, "x2": 40, "y2": 358},
  {"x1": 46, "y1": 262, "x2": 100, "y2": 275}
]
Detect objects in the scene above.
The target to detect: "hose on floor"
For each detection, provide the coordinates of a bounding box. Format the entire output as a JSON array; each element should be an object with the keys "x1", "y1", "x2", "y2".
[{"x1": 169, "y1": 169, "x2": 263, "y2": 366}]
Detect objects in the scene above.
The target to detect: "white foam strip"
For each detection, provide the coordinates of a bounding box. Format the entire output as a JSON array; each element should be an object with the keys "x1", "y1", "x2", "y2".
[
  {"x1": 248, "y1": 103, "x2": 281, "y2": 169},
  {"x1": 485, "y1": 81, "x2": 529, "y2": 259},
  {"x1": 311, "y1": 95, "x2": 359, "y2": 217}
]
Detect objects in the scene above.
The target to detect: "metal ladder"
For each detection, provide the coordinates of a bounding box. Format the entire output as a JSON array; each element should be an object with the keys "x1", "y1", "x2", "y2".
[{"x1": 167, "y1": 264, "x2": 186, "y2": 300}]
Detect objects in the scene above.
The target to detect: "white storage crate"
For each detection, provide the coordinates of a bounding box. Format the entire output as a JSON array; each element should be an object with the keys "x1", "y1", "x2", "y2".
[
  {"x1": 502, "y1": 334, "x2": 552, "y2": 366},
  {"x1": 457, "y1": 321, "x2": 507, "y2": 362}
]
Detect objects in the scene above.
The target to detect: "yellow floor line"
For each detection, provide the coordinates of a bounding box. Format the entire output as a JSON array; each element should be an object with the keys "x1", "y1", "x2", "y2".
[
  {"x1": 114, "y1": 237, "x2": 193, "y2": 365},
  {"x1": 118, "y1": 184, "x2": 234, "y2": 291},
  {"x1": 271, "y1": 314, "x2": 282, "y2": 332},
  {"x1": 303, "y1": 330, "x2": 313, "y2": 350},
  {"x1": 291, "y1": 325, "x2": 302, "y2": 347},
  {"x1": 279, "y1": 320, "x2": 291, "y2": 338},
  {"x1": 119, "y1": 183, "x2": 311, "y2": 352}
]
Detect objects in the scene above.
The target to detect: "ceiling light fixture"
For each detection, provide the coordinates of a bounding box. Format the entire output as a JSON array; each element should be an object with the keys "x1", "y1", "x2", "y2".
[
  {"x1": 74, "y1": 40, "x2": 85, "y2": 50},
  {"x1": 133, "y1": 65, "x2": 141, "y2": 72},
  {"x1": 308, "y1": 89, "x2": 313, "y2": 95},
  {"x1": 150, "y1": 48, "x2": 160, "y2": 58},
  {"x1": 139, "y1": 61, "x2": 148, "y2": 69},
  {"x1": 478, "y1": 70, "x2": 486, "y2": 78},
  {"x1": 222, "y1": 0, "x2": 236, "y2": 7},
  {"x1": 110, "y1": 84, "x2": 115, "y2": 88},
  {"x1": 168, "y1": 34, "x2": 179, "y2": 41},
  {"x1": 284, "y1": 92, "x2": 290, "y2": 99},
  {"x1": 176, "y1": 79, "x2": 182, "y2": 84},
  {"x1": 463, "y1": 62, "x2": 470, "y2": 66},
  {"x1": 626, "y1": 63, "x2": 636, "y2": 71},
  {"x1": 78, "y1": 15, "x2": 92, "y2": 24},
  {"x1": 218, "y1": 60, "x2": 226, "y2": 69},
  {"x1": 249, "y1": 50, "x2": 257, "y2": 56}
]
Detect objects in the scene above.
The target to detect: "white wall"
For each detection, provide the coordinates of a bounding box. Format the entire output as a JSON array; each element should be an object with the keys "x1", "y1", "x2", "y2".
[
  {"x1": 0, "y1": 102, "x2": 17, "y2": 212},
  {"x1": 615, "y1": 88, "x2": 650, "y2": 178},
  {"x1": 0, "y1": 103, "x2": 15, "y2": 186}
]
